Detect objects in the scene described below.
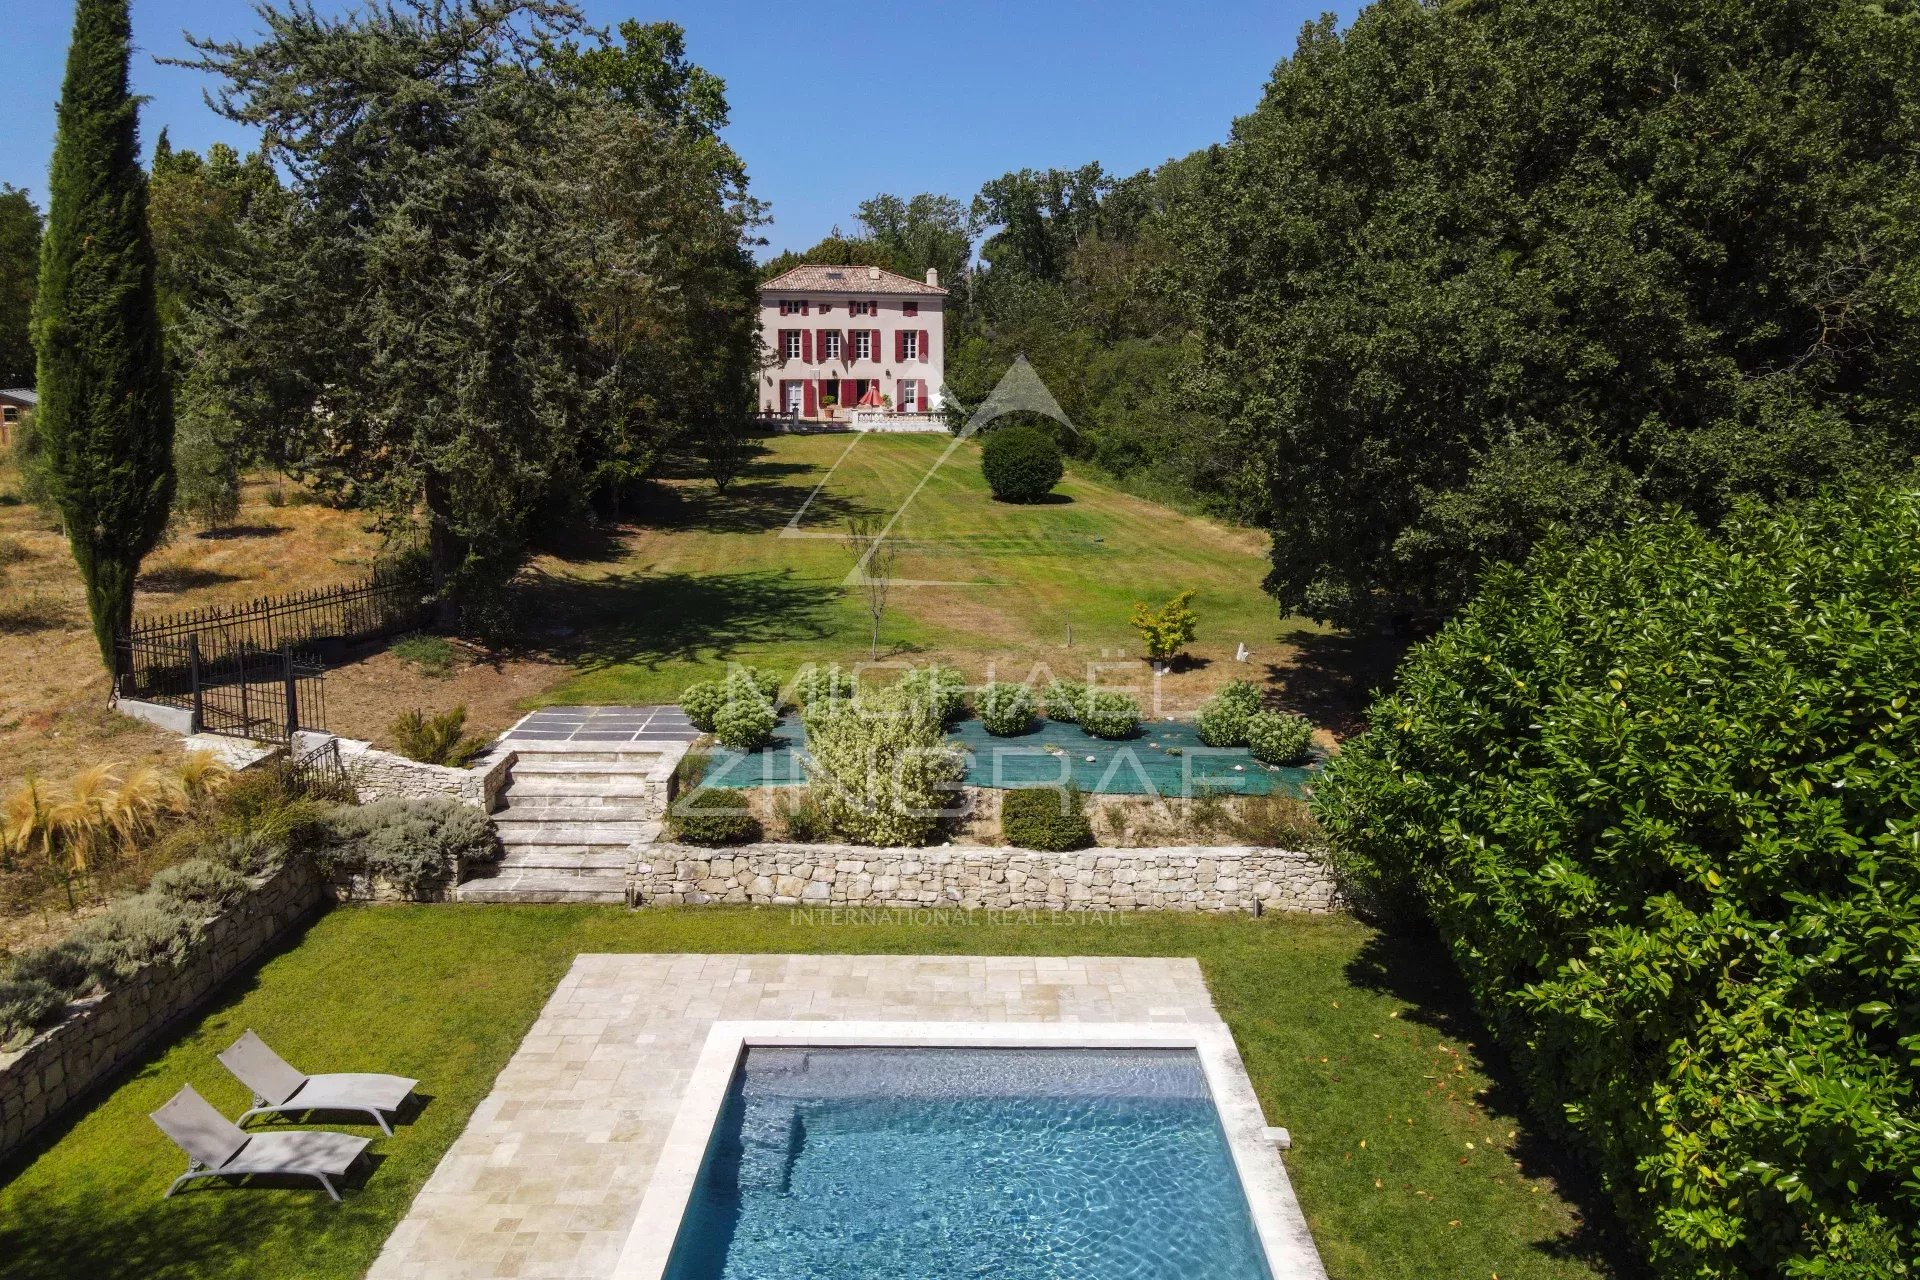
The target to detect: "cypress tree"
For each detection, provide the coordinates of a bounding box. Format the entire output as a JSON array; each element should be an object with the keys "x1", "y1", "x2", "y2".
[{"x1": 33, "y1": 0, "x2": 173, "y2": 667}]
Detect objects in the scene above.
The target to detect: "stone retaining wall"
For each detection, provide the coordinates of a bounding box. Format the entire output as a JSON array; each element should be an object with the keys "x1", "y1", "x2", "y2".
[
  {"x1": 0, "y1": 858, "x2": 326, "y2": 1163},
  {"x1": 635, "y1": 842, "x2": 1338, "y2": 914},
  {"x1": 329, "y1": 737, "x2": 512, "y2": 811}
]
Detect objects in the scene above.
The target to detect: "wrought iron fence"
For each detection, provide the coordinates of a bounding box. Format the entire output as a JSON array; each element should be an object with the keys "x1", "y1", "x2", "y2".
[
  {"x1": 270, "y1": 735, "x2": 356, "y2": 802},
  {"x1": 114, "y1": 569, "x2": 430, "y2": 743},
  {"x1": 122, "y1": 571, "x2": 430, "y2": 659},
  {"x1": 116, "y1": 636, "x2": 327, "y2": 744}
]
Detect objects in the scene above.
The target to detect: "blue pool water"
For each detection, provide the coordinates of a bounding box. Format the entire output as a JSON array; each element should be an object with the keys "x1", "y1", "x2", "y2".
[{"x1": 662, "y1": 1047, "x2": 1273, "y2": 1280}]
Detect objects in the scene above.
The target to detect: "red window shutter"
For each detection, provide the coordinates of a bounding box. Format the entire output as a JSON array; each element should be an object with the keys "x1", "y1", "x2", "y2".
[
  {"x1": 803, "y1": 380, "x2": 817, "y2": 417},
  {"x1": 817, "y1": 328, "x2": 828, "y2": 362},
  {"x1": 919, "y1": 330, "x2": 930, "y2": 362},
  {"x1": 841, "y1": 378, "x2": 855, "y2": 406},
  {"x1": 801, "y1": 300, "x2": 810, "y2": 316},
  {"x1": 918, "y1": 379, "x2": 928, "y2": 408},
  {"x1": 802, "y1": 329, "x2": 813, "y2": 363},
  {"x1": 893, "y1": 331, "x2": 904, "y2": 362}
]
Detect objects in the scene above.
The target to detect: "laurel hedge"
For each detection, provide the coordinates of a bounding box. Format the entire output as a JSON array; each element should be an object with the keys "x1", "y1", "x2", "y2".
[{"x1": 1312, "y1": 493, "x2": 1920, "y2": 1277}]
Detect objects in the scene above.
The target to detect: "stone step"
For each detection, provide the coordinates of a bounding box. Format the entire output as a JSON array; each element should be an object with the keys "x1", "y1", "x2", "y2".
[
  {"x1": 506, "y1": 741, "x2": 677, "y2": 763},
  {"x1": 496, "y1": 821, "x2": 660, "y2": 849},
  {"x1": 491, "y1": 849, "x2": 631, "y2": 873},
  {"x1": 505, "y1": 775, "x2": 659, "y2": 799},
  {"x1": 456, "y1": 873, "x2": 629, "y2": 905},
  {"x1": 491, "y1": 817, "x2": 656, "y2": 836},
  {"x1": 508, "y1": 758, "x2": 662, "y2": 779}
]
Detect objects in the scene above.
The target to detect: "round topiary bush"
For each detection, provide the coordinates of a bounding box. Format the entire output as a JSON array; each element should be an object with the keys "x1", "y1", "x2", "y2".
[
  {"x1": 1079, "y1": 690, "x2": 1140, "y2": 740},
  {"x1": 680, "y1": 680, "x2": 725, "y2": 732},
  {"x1": 897, "y1": 664, "x2": 967, "y2": 724},
  {"x1": 1000, "y1": 786, "x2": 1094, "y2": 851},
  {"x1": 980, "y1": 425, "x2": 1064, "y2": 503},
  {"x1": 792, "y1": 663, "x2": 854, "y2": 708},
  {"x1": 1043, "y1": 678, "x2": 1088, "y2": 723},
  {"x1": 1196, "y1": 681, "x2": 1264, "y2": 748},
  {"x1": 713, "y1": 696, "x2": 777, "y2": 751},
  {"x1": 1246, "y1": 710, "x2": 1313, "y2": 765},
  {"x1": 976, "y1": 682, "x2": 1036, "y2": 736}
]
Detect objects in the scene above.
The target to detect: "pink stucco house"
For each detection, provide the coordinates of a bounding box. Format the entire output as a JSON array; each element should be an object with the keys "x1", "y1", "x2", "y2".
[{"x1": 758, "y1": 263, "x2": 946, "y2": 422}]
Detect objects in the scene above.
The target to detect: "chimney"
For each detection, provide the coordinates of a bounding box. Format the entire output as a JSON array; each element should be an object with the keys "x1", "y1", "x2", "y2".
[
  {"x1": 926, "y1": 267, "x2": 940, "y2": 287},
  {"x1": 867, "y1": 265, "x2": 880, "y2": 280}
]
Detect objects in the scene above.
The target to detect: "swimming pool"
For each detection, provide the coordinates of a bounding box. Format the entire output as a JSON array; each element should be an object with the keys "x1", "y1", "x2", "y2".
[{"x1": 659, "y1": 1046, "x2": 1275, "y2": 1280}]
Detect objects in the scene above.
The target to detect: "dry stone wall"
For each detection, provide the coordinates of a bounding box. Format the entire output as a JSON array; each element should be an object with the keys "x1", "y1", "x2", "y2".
[
  {"x1": 636, "y1": 843, "x2": 1338, "y2": 914},
  {"x1": 0, "y1": 859, "x2": 325, "y2": 1163}
]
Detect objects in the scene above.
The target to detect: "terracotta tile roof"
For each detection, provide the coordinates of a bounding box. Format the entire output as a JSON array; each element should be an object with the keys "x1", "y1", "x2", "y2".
[{"x1": 760, "y1": 264, "x2": 947, "y2": 296}]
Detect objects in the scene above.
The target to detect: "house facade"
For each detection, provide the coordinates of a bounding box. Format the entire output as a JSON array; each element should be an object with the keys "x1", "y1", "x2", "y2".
[{"x1": 758, "y1": 263, "x2": 946, "y2": 422}]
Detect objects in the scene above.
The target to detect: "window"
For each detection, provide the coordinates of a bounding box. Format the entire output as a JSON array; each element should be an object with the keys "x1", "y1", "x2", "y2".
[
  {"x1": 778, "y1": 300, "x2": 810, "y2": 316},
  {"x1": 901, "y1": 331, "x2": 919, "y2": 360},
  {"x1": 854, "y1": 331, "x2": 872, "y2": 361},
  {"x1": 902, "y1": 380, "x2": 920, "y2": 411},
  {"x1": 851, "y1": 300, "x2": 875, "y2": 317},
  {"x1": 903, "y1": 302, "x2": 918, "y2": 317},
  {"x1": 823, "y1": 332, "x2": 842, "y2": 361},
  {"x1": 1, "y1": 407, "x2": 16, "y2": 426},
  {"x1": 782, "y1": 330, "x2": 802, "y2": 360}
]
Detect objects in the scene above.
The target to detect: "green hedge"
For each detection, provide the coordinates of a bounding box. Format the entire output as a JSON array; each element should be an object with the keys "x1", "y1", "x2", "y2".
[
  {"x1": 1312, "y1": 493, "x2": 1920, "y2": 1277},
  {"x1": 1001, "y1": 786, "x2": 1094, "y2": 851}
]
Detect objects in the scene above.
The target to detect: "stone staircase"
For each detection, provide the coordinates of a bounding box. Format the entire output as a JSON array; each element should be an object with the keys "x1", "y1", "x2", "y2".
[{"x1": 458, "y1": 741, "x2": 681, "y2": 904}]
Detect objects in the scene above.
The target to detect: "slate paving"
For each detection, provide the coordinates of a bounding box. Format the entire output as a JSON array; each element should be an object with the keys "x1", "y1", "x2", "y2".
[
  {"x1": 503, "y1": 706, "x2": 698, "y2": 746},
  {"x1": 366, "y1": 955, "x2": 1224, "y2": 1280}
]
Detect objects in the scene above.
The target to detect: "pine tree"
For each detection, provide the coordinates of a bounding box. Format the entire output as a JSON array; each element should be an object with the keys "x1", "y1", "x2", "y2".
[{"x1": 32, "y1": 0, "x2": 173, "y2": 667}]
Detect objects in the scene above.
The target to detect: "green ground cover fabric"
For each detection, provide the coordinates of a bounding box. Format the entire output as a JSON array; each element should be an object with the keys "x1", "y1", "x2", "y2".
[{"x1": 703, "y1": 714, "x2": 1315, "y2": 797}]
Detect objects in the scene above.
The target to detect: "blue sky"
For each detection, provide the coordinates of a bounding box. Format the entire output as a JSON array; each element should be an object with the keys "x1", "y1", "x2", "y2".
[{"x1": 0, "y1": 0, "x2": 1355, "y2": 258}]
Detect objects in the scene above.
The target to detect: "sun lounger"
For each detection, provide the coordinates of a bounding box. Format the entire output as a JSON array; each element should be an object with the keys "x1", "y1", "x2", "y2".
[
  {"x1": 150, "y1": 1084, "x2": 369, "y2": 1201},
  {"x1": 218, "y1": 1029, "x2": 418, "y2": 1136}
]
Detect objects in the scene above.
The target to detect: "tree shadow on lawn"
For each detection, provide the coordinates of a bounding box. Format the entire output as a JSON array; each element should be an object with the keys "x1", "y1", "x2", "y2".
[
  {"x1": 1345, "y1": 928, "x2": 1647, "y2": 1279},
  {"x1": 518, "y1": 566, "x2": 842, "y2": 672},
  {"x1": 1266, "y1": 627, "x2": 1412, "y2": 739},
  {"x1": 627, "y1": 472, "x2": 871, "y2": 536},
  {"x1": 0, "y1": 912, "x2": 373, "y2": 1280}
]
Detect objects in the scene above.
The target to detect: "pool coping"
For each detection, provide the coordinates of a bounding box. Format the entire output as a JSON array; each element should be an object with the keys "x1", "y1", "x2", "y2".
[{"x1": 610, "y1": 1019, "x2": 1329, "y2": 1280}]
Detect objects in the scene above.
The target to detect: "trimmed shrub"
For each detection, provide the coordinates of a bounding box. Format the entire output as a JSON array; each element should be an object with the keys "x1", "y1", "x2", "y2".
[
  {"x1": 1312, "y1": 494, "x2": 1920, "y2": 1276},
  {"x1": 388, "y1": 705, "x2": 490, "y2": 767},
  {"x1": 792, "y1": 663, "x2": 855, "y2": 708},
  {"x1": 0, "y1": 978, "x2": 66, "y2": 1051},
  {"x1": 680, "y1": 679, "x2": 725, "y2": 732},
  {"x1": 1043, "y1": 678, "x2": 1088, "y2": 724},
  {"x1": 897, "y1": 664, "x2": 966, "y2": 725},
  {"x1": 980, "y1": 425, "x2": 1063, "y2": 502},
  {"x1": 1079, "y1": 691, "x2": 1140, "y2": 740},
  {"x1": 71, "y1": 893, "x2": 201, "y2": 983},
  {"x1": 803, "y1": 687, "x2": 965, "y2": 846},
  {"x1": 975, "y1": 682, "x2": 1035, "y2": 736},
  {"x1": 1000, "y1": 786, "x2": 1094, "y2": 851},
  {"x1": 1246, "y1": 711, "x2": 1313, "y2": 765},
  {"x1": 1196, "y1": 681, "x2": 1263, "y2": 748},
  {"x1": 775, "y1": 790, "x2": 830, "y2": 843},
  {"x1": 318, "y1": 797, "x2": 501, "y2": 895},
  {"x1": 149, "y1": 858, "x2": 251, "y2": 912},
  {"x1": 669, "y1": 785, "x2": 763, "y2": 846},
  {"x1": 712, "y1": 669, "x2": 778, "y2": 750},
  {"x1": 713, "y1": 697, "x2": 777, "y2": 751}
]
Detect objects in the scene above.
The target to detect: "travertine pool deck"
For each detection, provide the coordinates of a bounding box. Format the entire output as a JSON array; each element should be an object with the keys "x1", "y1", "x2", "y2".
[{"x1": 369, "y1": 953, "x2": 1307, "y2": 1280}]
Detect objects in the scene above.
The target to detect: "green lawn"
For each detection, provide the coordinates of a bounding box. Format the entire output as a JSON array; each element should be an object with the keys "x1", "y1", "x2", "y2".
[
  {"x1": 522, "y1": 432, "x2": 1333, "y2": 707},
  {"x1": 0, "y1": 906, "x2": 1633, "y2": 1280}
]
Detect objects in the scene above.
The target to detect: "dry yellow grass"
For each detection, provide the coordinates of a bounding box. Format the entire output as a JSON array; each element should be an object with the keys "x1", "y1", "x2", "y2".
[{"x1": 0, "y1": 469, "x2": 387, "y2": 790}]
